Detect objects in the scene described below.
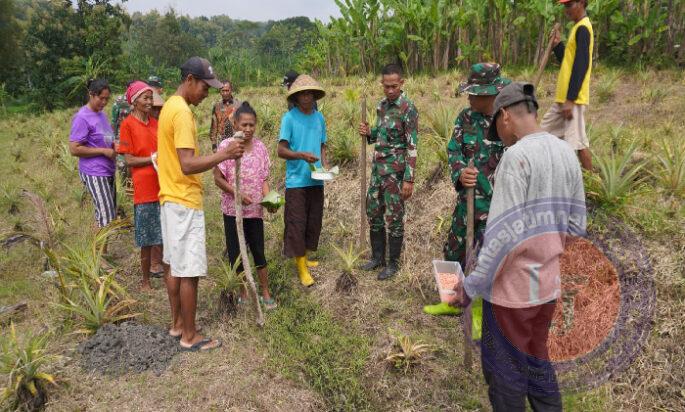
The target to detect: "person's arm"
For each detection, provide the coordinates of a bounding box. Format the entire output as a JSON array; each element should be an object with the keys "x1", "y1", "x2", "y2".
[
  {"x1": 124, "y1": 154, "x2": 152, "y2": 167},
  {"x1": 566, "y1": 26, "x2": 591, "y2": 102},
  {"x1": 69, "y1": 141, "x2": 115, "y2": 159},
  {"x1": 369, "y1": 106, "x2": 381, "y2": 144},
  {"x1": 277, "y1": 141, "x2": 319, "y2": 163},
  {"x1": 262, "y1": 181, "x2": 270, "y2": 197},
  {"x1": 402, "y1": 105, "x2": 418, "y2": 183},
  {"x1": 213, "y1": 166, "x2": 234, "y2": 195},
  {"x1": 447, "y1": 115, "x2": 468, "y2": 191},
  {"x1": 177, "y1": 146, "x2": 242, "y2": 175}
]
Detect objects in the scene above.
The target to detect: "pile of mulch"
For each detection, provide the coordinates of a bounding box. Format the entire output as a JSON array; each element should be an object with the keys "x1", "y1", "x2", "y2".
[
  {"x1": 78, "y1": 322, "x2": 179, "y2": 375},
  {"x1": 549, "y1": 236, "x2": 621, "y2": 362}
]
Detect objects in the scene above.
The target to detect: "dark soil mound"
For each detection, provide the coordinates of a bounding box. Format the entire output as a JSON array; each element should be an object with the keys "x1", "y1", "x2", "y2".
[{"x1": 78, "y1": 322, "x2": 179, "y2": 375}]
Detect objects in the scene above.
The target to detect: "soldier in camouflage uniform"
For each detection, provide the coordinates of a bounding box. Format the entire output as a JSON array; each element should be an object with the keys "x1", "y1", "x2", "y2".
[
  {"x1": 424, "y1": 63, "x2": 510, "y2": 316},
  {"x1": 359, "y1": 64, "x2": 418, "y2": 280}
]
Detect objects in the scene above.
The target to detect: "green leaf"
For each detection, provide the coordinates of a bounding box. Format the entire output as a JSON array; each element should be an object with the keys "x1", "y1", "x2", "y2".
[{"x1": 627, "y1": 34, "x2": 642, "y2": 46}]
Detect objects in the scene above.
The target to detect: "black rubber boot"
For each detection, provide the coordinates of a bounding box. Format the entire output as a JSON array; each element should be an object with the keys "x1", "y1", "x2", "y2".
[
  {"x1": 378, "y1": 235, "x2": 402, "y2": 280},
  {"x1": 361, "y1": 229, "x2": 386, "y2": 271}
]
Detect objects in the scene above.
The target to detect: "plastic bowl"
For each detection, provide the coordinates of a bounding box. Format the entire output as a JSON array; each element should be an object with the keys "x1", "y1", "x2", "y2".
[
  {"x1": 311, "y1": 171, "x2": 335, "y2": 181},
  {"x1": 432, "y1": 260, "x2": 465, "y2": 303}
]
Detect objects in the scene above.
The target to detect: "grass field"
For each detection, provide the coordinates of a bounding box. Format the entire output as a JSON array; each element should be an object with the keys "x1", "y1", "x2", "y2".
[{"x1": 1, "y1": 68, "x2": 684, "y2": 411}]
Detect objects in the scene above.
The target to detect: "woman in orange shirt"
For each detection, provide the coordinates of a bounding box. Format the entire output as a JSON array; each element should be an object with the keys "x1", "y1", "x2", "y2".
[{"x1": 117, "y1": 81, "x2": 163, "y2": 290}]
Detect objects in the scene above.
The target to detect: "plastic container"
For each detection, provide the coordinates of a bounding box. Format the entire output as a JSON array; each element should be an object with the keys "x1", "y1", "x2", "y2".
[
  {"x1": 432, "y1": 260, "x2": 464, "y2": 303},
  {"x1": 311, "y1": 171, "x2": 335, "y2": 181}
]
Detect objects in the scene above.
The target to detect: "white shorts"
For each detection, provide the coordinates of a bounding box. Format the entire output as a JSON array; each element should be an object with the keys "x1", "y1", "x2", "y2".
[
  {"x1": 540, "y1": 103, "x2": 590, "y2": 151},
  {"x1": 160, "y1": 201, "x2": 207, "y2": 277}
]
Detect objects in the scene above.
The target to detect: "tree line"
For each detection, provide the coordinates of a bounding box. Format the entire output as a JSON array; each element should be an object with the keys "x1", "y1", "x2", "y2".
[
  {"x1": 0, "y1": 0, "x2": 683, "y2": 111},
  {"x1": 299, "y1": 0, "x2": 684, "y2": 77}
]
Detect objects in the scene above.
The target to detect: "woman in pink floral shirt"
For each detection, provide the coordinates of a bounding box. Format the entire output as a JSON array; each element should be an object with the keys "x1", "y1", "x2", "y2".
[{"x1": 214, "y1": 102, "x2": 276, "y2": 309}]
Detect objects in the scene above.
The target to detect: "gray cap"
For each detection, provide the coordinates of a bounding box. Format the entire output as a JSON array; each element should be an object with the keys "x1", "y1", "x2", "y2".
[
  {"x1": 489, "y1": 82, "x2": 539, "y2": 140},
  {"x1": 180, "y1": 57, "x2": 223, "y2": 89}
]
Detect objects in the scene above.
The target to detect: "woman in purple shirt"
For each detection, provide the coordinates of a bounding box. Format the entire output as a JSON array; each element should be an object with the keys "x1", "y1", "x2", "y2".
[{"x1": 69, "y1": 79, "x2": 117, "y2": 228}]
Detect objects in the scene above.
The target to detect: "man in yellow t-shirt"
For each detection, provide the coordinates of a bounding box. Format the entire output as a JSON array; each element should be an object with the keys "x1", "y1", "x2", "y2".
[
  {"x1": 540, "y1": 0, "x2": 593, "y2": 171},
  {"x1": 158, "y1": 56, "x2": 245, "y2": 352}
]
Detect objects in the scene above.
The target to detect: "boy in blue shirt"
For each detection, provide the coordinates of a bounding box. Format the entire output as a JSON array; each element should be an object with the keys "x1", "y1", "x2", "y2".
[{"x1": 277, "y1": 74, "x2": 328, "y2": 286}]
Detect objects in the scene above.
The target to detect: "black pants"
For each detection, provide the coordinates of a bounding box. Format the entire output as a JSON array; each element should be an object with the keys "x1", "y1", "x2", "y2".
[
  {"x1": 481, "y1": 299, "x2": 562, "y2": 412},
  {"x1": 283, "y1": 186, "x2": 324, "y2": 258},
  {"x1": 223, "y1": 215, "x2": 266, "y2": 273}
]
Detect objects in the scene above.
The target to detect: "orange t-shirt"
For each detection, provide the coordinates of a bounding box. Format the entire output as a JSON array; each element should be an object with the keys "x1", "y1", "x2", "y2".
[{"x1": 117, "y1": 115, "x2": 160, "y2": 205}]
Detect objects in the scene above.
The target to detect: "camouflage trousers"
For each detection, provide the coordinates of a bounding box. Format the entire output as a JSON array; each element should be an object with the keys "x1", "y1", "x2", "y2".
[
  {"x1": 366, "y1": 172, "x2": 405, "y2": 238},
  {"x1": 443, "y1": 201, "x2": 487, "y2": 265}
]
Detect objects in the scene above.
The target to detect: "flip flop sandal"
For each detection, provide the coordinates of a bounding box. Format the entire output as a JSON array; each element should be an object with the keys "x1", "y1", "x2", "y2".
[
  {"x1": 169, "y1": 325, "x2": 203, "y2": 339},
  {"x1": 180, "y1": 338, "x2": 222, "y2": 352},
  {"x1": 150, "y1": 270, "x2": 164, "y2": 278},
  {"x1": 259, "y1": 297, "x2": 278, "y2": 310}
]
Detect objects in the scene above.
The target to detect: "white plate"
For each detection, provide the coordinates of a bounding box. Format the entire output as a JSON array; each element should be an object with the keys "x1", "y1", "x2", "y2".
[{"x1": 311, "y1": 171, "x2": 335, "y2": 181}]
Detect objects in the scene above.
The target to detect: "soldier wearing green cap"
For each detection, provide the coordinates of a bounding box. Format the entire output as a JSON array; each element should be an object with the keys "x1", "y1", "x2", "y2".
[{"x1": 423, "y1": 63, "x2": 510, "y2": 317}]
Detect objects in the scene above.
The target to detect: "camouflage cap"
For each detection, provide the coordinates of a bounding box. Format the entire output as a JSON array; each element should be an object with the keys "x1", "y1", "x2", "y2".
[
  {"x1": 458, "y1": 63, "x2": 511, "y2": 96},
  {"x1": 147, "y1": 75, "x2": 162, "y2": 88}
]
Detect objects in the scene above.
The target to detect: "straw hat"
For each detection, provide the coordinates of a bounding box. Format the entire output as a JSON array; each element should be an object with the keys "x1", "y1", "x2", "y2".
[{"x1": 286, "y1": 74, "x2": 326, "y2": 102}]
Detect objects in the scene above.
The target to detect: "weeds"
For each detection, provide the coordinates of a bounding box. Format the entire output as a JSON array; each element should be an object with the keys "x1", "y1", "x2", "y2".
[
  {"x1": 328, "y1": 129, "x2": 358, "y2": 166},
  {"x1": 596, "y1": 68, "x2": 622, "y2": 104},
  {"x1": 385, "y1": 331, "x2": 433, "y2": 374},
  {"x1": 333, "y1": 243, "x2": 364, "y2": 293},
  {"x1": 642, "y1": 86, "x2": 667, "y2": 105},
  {"x1": 652, "y1": 139, "x2": 685, "y2": 196},
  {"x1": 586, "y1": 141, "x2": 647, "y2": 208},
  {"x1": 211, "y1": 257, "x2": 245, "y2": 316},
  {"x1": 0, "y1": 324, "x2": 59, "y2": 411}
]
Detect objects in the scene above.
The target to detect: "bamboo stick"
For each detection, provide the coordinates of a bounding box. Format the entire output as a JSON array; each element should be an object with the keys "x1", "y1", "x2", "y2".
[
  {"x1": 359, "y1": 97, "x2": 368, "y2": 249},
  {"x1": 463, "y1": 158, "x2": 475, "y2": 370},
  {"x1": 534, "y1": 23, "x2": 562, "y2": 90},
  {"x1": 233, "y1": 132, "x2": 264, "y2": 327}
]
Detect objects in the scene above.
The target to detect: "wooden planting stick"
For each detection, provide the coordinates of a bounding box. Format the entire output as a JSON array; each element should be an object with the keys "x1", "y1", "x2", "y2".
[
  {"x1": 359, "y1": 97, "x2": 368, "y2": 249},
  {"x1": 534, "y1": 23, "x2": 562, "y2": 90},
  {"x1": 233, "y1": 131, "x2": 264, "y2": 327},
  {"x1": 463, "y1": 158, "x2": 475, "y2": 370}
]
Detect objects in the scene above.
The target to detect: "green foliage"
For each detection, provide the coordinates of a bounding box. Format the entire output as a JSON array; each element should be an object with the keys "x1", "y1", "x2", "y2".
[
  {"x1": 328, "y1": 129, "x2": 358, "y2": 166},
  {"x1": 586, "y1": 141, "x2": 647, "y2": 208},
  {"x1": 0, "y1": 323, "x2": 58, "y2": 411},
  {"x1": 48, "y1": 220, "x2": 138, "y2": 334},
  {"x1": 332, "y1": 242, "x2": 365, "y2": 273},
  {"x1": 211, "y1": 256, "x2": 244, "y2": 294},
  {"x1": 596, "y1": 68, "x2": 622, "y2": 104},
  {"x1": 652, "y1": 139, "x2": 685, "y2": 197},
  {"x1": 263, "y1": 297, "x2": 371, "y2": 410},
  {"x1": 384, "y1": 331, "x2": 434, "y2": 373}
]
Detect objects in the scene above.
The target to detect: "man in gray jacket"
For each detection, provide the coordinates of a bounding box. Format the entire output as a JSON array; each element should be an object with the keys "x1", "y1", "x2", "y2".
[{"x1": 450, "y1": 82, "x2": 586, "y2": 411}]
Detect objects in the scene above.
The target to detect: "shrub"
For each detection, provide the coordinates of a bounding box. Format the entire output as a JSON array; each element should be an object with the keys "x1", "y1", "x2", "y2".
[
  {"x1": 385, "y1": 331, "x2": 433, "y2": 374},
  {"x1": 328, "y1": 129, "x2": 358, "y2": 166},
  {"x1": 0, "y1": 324, "x2": 59, "y2": 411},
  {"x1": 586, "y1": 141, "x2": 646, "y2": 208},
  {"x1": 652, "y1": 139, "x2": 685, "y2": 196}
]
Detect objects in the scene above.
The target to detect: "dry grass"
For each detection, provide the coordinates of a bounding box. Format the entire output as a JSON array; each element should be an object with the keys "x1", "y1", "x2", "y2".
[{"x1": 0, "y1": 69, "x2": 684, "y2": 411}]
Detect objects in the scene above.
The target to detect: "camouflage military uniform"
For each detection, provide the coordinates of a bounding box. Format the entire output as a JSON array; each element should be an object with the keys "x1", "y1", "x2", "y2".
[
  {"x1": 366, "y1": 92, "x2": 418, "y2": 238},
  {"x1": 444, "y1": 108, "x2": 504, "y2": 263},
  {"x1": 111, "y1": 95, "x2": 131, "y2": 179}
]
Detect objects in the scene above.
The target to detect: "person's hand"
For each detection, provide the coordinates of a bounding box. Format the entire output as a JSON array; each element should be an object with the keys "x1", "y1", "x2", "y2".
[
  {"x1": 401, "y1": 181, "x2": 414, "y2": 201},
  {"x1": 551, "y1": 27, "x2": 561, "y2": 47},
  {"x1": 221, "y1": 140, "x2": 245, "y2": 160},
  {"x1": 359, "y1": 122, "x2": 370, "y2": 137},
  {"x1": 447, "y1": 281, "x2": 472, "y2": 308},
  {"x1": 102, "y1": 148, "x2": 116, "y2": 160},
  {"x1": 459, "y1": 167, "x2": 478, "y2": 188},
  {"x1": 562, "y1": 100, "x2": 575, "y2": 120},
  {"x1": 299, "y1": 152, "x2": 319, "y2": 163},
  {"x1": 240, "y1": 194, "x2": 253, "y2": 206}
]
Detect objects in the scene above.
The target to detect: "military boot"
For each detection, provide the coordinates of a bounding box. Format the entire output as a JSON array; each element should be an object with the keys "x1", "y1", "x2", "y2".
[
  {"x1": 378, "y1": 235, "x2": 402, "y2": 280},
  {"x1": 360, "y1": 229, "x2": 385, "y2": 271}
]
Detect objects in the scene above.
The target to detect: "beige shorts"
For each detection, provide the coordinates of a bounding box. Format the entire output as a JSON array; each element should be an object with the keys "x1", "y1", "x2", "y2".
[
  {"x1": 540, "y1": 103, "x2": 590, "y2": 150},
  {"x1": 160, "y1": 201, "x2": 207, "y2": 277}
]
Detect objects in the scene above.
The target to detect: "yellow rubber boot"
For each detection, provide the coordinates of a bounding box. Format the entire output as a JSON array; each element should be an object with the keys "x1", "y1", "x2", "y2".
[
  {"x1": 305, "y1": 251, "x2": 319, "y2": 267},
  {"x1": 295, "y1": 256, "x2": 315, "y2": 287}
]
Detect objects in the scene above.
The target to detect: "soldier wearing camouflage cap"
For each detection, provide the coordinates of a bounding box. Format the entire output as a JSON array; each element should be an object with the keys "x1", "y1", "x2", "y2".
[
  {"x1": 359, "y1": 63, "x2": 419, "y2": 281},
  {"x1": 424, "y1": 63, "x2": 510, "y2": 317}
]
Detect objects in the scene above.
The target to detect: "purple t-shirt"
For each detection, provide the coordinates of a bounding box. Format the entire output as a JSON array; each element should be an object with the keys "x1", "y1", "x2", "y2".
[{"x1": 69, "y1": 105, "x2": 115, "y2": 176}]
